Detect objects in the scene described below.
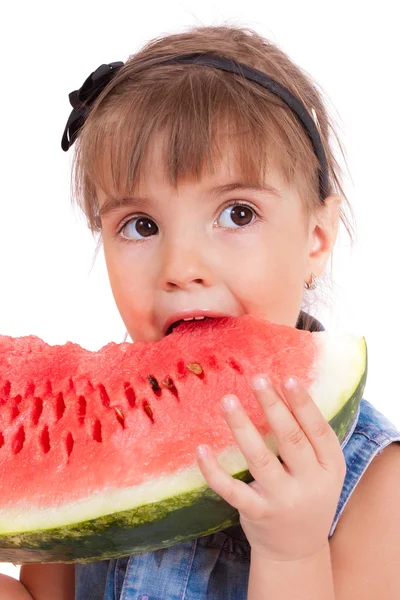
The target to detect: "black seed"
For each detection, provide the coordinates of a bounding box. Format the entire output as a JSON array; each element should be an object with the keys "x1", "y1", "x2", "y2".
[{"x1": 148, "y1": 375, "x2": 161, "y2": 396}]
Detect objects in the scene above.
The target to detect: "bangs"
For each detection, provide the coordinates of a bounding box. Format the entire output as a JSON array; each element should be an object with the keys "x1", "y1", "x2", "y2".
[{"x1": 73, "y1": 65, "x2": 320, "y2": 231}]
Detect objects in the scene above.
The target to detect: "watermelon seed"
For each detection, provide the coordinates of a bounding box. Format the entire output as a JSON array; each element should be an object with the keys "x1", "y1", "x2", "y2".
[
  {"x1": 24, "y1": 381, "x2": 35, "y2": 398},
  {"x1": 66, "y1": 432, "x2": 74, "y2": 457},
  {"x1": 78, "y1": 396, "x2": 86, "y2": 425},
  {"x1": 99, "y1": 384, "x2": 111, "y2": 408},
  {"x1": 12, "y1": 426, "x2": 25, "y2": 454},
  {"x1": 0, "y1": 432, "x2": 4, "y2": 449},
  {"x1": 68, "y1": 378, "x2": 75, "y2": 392},
  {"x1": 177, "y1": 360, "x2": 186, "y2": 377},
  {"x1": 114, "y1": 407, "x2": 125, "y2": 428},
  {"x1": 31, "y1": 397, "x2": 43, "y2": 426},
  {"x1": 187, "y1": 363, "x2": 203, "y2": 376},
  {"x1": 45, "y1": 380, "x2": 52, "y2": 395},
  {"x1": 55, "y1": 392, "x2": 66, "y2": 421},
  {"x1": 40, "y1": 425, "x2": 51, "y2": 454},
  {"x1": 11, "y1": 404, "x2": 20, "y2": 421},
  {"x1": 93, "y1": 419, "x2": 102, "y2": 443},
  {"x1": 227, "y1": 358, "x2": 243, "y2": 374},
  {"x1": 148, "y1": 375, "x2": 161, "y2": 397},
  {"x1": 1, "y1": 380, "x2": 11, "y2": 402},
  {"x1": 124, "y1": 386, "x2": 136, "y2": 408},
  {"x1": 11, "y1": 407, "x2": 20, "y2": 420},
  {"x1": 142, "y1": 400, "x2": 154, "y2": 423},
  {"x1": 162, "y1": 377, "x2": 179, "y2": 398},
  {"x1": 208, "y1": 356, "x2": 218, "y2": 370},
  {"x1": 11, "y1": 395, "x2": 23, "y2": 421}
]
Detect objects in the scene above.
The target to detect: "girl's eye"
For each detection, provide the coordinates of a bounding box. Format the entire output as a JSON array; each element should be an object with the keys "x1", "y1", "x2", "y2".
[
  {"x1": 217, "y1": 204, "x2": 256, "y2": 228},
  {"x1": 120, "y1": 217, "x2": 158, "y2": 240}
]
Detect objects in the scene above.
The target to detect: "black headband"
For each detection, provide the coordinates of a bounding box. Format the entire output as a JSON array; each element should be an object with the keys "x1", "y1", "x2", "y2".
[{"x1": 61, "y1": 53, "x2": 329, "y2": 200}]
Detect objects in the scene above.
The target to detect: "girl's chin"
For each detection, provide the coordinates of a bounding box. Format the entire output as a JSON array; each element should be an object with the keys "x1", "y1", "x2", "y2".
[{"x1": 123, "y1": 330, "x2": 164, "y2": 344}]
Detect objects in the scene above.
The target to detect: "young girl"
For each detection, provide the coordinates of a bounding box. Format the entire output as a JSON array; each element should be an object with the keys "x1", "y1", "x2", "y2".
[{"x1": 2, "y1": 24, "x2": 400, "y2": 600}]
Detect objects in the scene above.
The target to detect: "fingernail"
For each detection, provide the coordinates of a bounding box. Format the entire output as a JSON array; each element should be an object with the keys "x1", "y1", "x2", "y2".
[
  {"x1": 221, "y1": 394, "x2": 238, "y2": 412},
  {"x1": 284, "y1": 376, "x2": 298, "y2": 390},
  {"x1": 196, "y1": 444, "x2": 209, "y2": 459},
  {"x1": 251, "y1": 374, "x2": 269, "y2": 391}
]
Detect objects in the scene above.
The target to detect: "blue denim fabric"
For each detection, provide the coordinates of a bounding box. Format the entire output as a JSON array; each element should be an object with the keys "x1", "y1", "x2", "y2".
[{"x1": 75, "y1": 398, "x2": 400, "y2": 600}]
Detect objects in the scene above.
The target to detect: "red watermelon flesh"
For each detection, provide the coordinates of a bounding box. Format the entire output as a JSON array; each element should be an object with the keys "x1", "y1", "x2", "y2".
[{"x1": 0, "y1": 315, "x2": 317, "y2": 510}]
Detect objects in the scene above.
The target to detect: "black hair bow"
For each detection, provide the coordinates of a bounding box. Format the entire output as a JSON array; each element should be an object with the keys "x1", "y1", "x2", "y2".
[{"x1": 61, "y1": 61, "x2": 124, "y2": 151}]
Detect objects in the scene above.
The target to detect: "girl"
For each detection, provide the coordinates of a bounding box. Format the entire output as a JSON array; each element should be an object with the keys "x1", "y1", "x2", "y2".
[{"x1": 2, "y1": 24, "x2": 400, "y2": 600}]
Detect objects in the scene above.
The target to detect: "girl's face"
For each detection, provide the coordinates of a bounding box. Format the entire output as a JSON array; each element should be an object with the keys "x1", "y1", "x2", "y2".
[{"x1": 98, "y1": 137, "x2": 340, "y2": 342}]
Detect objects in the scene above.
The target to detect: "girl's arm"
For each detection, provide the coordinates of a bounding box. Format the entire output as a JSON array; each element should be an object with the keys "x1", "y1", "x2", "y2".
[
  {"x1": 19, "y1": 564, "x2": 75, "y2": 600},
  {"x1": 248, "y1": 544, "x2": 335, "y2": 600},
  {"x1": 0, "y1": 573, "x2": 34, "y2": 599}
]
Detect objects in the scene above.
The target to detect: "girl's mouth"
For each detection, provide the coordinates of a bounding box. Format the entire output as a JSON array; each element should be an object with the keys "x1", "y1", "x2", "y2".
[
  {"x1": 163, "y1": 311, "x2": 236, "y2": 337},
  {"x1": 166, "y1": 315, "x2": 214, "y2": 336}
]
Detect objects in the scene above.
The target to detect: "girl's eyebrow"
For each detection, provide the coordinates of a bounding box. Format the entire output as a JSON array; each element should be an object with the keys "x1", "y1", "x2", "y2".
[
  {"x1": 211, "y1": 182, "x2": 281, "y2": 199},
  {"x1": 99, "y1": 182, "x2": 281, "y2": 218}
]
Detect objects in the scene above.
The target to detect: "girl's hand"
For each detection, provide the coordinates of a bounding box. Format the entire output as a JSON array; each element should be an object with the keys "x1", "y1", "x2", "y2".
[{"x1": 196, "y1": 375, "x2": 347, "y2": 562}]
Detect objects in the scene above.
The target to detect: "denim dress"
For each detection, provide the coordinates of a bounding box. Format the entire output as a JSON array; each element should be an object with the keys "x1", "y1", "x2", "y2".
[{"x1": 75, "y1": 316, "x2": 400, "y2": 600}]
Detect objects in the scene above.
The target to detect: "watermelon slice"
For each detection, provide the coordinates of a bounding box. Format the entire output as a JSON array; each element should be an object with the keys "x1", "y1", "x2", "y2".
[{"x1": 0, "y1": 315, "x2": 367, "y2": 564}]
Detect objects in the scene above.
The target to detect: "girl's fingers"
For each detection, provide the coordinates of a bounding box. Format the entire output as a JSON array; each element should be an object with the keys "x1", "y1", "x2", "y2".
[
  {"x1": 197, "y1": 375, "x2": 343, "y2": 518},
  {"x1": 196, "y1": 444, "x2": 263, "y2": 516},
  {"x1": 253, "y1": 374, "x2": 343, "y2": 476},
  {"x1": 251, "y1": 375, "x2": 317, "y2": 477},
  {"x1": 220, "y1": 394, "x2": 284, "y2": 485},
  {"x1": 281, "y1": 376, "x2": 345, "y2": 473}
]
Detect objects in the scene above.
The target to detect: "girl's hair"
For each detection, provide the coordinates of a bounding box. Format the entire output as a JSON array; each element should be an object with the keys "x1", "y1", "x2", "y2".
[{"x1": 71, "y1": 24, "x2": 355, "y2": 332}]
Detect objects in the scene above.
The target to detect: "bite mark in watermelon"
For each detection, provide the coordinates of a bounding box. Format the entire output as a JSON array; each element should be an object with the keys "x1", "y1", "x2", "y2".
[{"x1": 0, "y1": 315, "x2": 367, "y2": 563}]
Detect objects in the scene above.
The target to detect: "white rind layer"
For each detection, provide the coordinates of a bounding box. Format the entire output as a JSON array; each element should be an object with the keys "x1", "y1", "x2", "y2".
[
  {"x1": 309, "y1": 331, "x2": 366, "y2": 421},
  {"x1": 0, "y1": 442, "x2": 276, "y2": 534},
  {"x1": 0, "y1": 332, "x2": 366, "y2": 535}
]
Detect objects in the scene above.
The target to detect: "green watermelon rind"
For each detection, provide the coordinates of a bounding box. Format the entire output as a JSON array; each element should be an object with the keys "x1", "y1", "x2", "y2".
[{"x1": 0, "y1": 346, "x2": 367, "y2": 565}]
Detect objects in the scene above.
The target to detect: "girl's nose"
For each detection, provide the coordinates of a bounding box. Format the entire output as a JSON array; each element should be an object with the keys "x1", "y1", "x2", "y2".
[{"x1": 159, "y1": 237, "x2": 214, "y2": 291}]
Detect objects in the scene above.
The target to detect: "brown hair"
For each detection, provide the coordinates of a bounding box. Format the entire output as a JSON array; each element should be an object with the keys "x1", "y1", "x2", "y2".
[{"x1": 71, "y1": 24, "x2": 355, "y2": 331}]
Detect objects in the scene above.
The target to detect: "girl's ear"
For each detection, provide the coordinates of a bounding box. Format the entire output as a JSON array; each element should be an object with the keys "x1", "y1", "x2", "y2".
[{"x1": 307, "y1": 194, "x2": 342, "y2": 277}]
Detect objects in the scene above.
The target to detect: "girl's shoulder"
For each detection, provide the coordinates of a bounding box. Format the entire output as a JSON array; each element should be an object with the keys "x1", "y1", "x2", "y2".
[{"x1": 329, "y1": 398, "x2": 400, "y2": 538}]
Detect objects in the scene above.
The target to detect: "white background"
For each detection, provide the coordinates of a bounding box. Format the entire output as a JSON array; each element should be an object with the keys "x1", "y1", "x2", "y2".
[{"x1": 1, "y1": 0, "x2": 399, "y2": 581}]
